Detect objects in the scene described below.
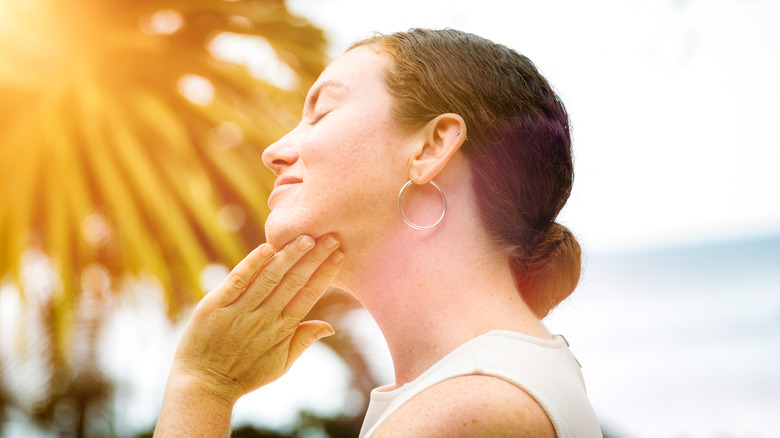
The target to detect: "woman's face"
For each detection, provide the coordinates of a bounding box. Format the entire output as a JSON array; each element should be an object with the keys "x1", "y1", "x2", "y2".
[{"x1": 262, "y1": 46, "x2": 411, "y2": 251}]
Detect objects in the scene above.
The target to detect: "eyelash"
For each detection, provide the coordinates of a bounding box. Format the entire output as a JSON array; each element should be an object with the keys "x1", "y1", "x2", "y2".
[{"x1": 311, "y1": 110, "x2": 330, "y2": 124}]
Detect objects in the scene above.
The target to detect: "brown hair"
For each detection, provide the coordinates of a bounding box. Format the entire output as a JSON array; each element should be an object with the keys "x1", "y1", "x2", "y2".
[{"x1": 351, "y1": 29, "x2": 580, "y2": 317}]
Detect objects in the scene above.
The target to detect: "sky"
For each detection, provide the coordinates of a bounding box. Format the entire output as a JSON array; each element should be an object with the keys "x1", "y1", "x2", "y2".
[{"x1": 286, "y1": 0, "x2": 780, "y2": 253}]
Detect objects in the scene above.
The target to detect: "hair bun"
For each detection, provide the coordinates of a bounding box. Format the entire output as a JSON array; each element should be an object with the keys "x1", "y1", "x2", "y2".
[{"x1": 509, "y1": 222, "x2": 581, "y2": 318}]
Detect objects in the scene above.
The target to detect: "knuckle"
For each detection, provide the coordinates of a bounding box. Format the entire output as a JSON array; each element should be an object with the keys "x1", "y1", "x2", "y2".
[
  {"x1": 257, "y1": 269, "x2": 282, "y2": 289},
  {"x1": 298, "y1": 284, "x2": 323, "y2": 303},
  {"x1": 280, "y1": 316, "x2": 300, "y2": 330},
  {"x1": 228, "y1": 273, "x2": 248, "y2": 291},
  {"x1": 309, "y1": 247, "x2": 331, "y2": 263},
  {"x1": 318, "y1": 262, "x2": 341, "y2": 278},
  {"x1": 283, "y1": 247, "x2": 303, "y2": 264},
  {"x1": 284, "y1": 272, "x2": 308, "y2": 291}
]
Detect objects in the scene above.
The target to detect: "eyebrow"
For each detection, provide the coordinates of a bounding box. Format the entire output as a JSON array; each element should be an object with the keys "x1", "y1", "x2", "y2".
[{"x1": 304, "y1": 80, "x2": 348, "y2": 112}]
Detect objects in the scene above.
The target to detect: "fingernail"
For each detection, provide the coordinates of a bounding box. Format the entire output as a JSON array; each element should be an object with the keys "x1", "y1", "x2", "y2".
[
  {"x1": 298, "y1": 235, "x2": 314, "y2": 250},
  {"x1": 324, "y1": 235, "x2": 339, "y2": 249},
  {"x1": 330, "y1": 250, "x2": 344, "y2": 264},
  {"x1": 317, "y1": 327, "x2": 335, "y2": 339},
  {"x1": 260, "y1": 244, "x2": 273, "y2": 257}
]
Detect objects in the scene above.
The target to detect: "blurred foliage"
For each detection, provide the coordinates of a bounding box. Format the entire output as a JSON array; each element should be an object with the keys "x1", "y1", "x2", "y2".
[
  {"x1": 0, "y1": 0, "x2": 327, "y2": 352},
  {"x1": 0, "y1": 0, "x2": 373, "y2": 436}
]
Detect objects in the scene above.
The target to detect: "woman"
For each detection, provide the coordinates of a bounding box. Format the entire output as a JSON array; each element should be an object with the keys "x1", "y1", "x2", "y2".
[{"x1": 155, "y1": 29, "x2": 601, "y2": 437}]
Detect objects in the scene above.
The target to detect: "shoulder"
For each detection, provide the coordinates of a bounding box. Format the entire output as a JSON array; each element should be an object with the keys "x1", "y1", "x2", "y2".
[{"x1": 370, "y1": 374, "x2": 555, "y2": 438}]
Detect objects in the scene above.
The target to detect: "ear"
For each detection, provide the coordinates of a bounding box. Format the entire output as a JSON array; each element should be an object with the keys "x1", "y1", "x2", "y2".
[{"x1": 408, "y1": 113, "x2": 467, "y2": 184}]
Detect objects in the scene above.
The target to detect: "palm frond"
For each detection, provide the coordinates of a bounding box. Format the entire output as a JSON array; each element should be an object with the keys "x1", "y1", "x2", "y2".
[{"x1": 0, "y1": 0, "x2": 328, "y2": 361}]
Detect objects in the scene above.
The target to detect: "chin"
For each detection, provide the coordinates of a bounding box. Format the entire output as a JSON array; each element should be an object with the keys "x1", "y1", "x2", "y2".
[
  {"x1": 264, "y1": 206, "x2": 327, "y2": 251},
  {"x1": 263, "y1": 211, "x2": 303, "y2": 251}
]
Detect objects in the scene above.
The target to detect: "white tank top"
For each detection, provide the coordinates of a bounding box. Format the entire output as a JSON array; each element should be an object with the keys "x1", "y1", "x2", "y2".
[{"x1": 358, "y1": 330, "x2": 602, "y2": 437}]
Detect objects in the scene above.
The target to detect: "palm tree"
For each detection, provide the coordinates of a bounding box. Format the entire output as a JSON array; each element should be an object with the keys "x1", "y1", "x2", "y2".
[{"x1": 0, "y1": 0, "x2": 372, "y2": 435}]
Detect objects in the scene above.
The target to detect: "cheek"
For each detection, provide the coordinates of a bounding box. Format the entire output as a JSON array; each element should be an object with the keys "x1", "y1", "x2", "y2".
[
  {"x1": 301, "y1": 116, "x2": 385, "y2": 184},
  {"x1": 273, "y1": 112, "x2": 403, "y2": 240}
]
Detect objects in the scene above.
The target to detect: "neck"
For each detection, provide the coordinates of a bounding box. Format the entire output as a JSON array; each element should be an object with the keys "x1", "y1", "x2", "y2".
[{"x1": 336, "y1": 185, "x2": 550, "y2": 387}]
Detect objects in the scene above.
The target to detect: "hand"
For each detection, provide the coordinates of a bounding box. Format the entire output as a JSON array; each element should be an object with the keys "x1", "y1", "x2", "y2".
[{"x1": 167, "y1": 234, "x2": 344, "y2": 406}]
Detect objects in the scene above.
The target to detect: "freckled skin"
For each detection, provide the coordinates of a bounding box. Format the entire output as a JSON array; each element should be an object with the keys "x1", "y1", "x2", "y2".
[
  {"x1": 372, "y1": 375, "x2": 555, "y2": 437},
  {"x1": 262, "y1": 47, "x2": 557, "y2": 437},
  {"x1": 262, "y1": 47, "x2": 412, "y2": 260},
  {"x1": 157, "y1": 42, "x2": 560, "y2": 438}
]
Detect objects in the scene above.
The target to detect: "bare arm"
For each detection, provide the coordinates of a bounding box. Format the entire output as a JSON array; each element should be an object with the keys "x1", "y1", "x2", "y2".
[
  {"x1": 371, "y1": 375, "x2": 556, "y2": 438},
  {"x1": 155, "y1": 373, "x2": 234, "y2": 437},
  {"x1": 154, "y1": 234, "x2": 344, "y2": 437}
]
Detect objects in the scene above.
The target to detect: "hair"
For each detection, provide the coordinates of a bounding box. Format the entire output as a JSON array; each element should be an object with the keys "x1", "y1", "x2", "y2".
[{"x1": 350, "y1": 29, "x2": 581, "y2": 317}]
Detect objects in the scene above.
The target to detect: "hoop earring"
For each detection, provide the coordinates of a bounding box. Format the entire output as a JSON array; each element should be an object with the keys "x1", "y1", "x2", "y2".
[{"x1": 397, "y1": 178, "x2": 447, "y2": 230}]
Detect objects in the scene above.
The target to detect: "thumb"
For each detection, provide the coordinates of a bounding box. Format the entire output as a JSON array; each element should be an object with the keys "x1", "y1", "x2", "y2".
[{"x1": 286, "y1": 320, "x2": 335, "y2": 370}]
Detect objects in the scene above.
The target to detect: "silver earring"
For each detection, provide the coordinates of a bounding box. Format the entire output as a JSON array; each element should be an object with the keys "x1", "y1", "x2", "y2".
[{"x1": 397, "y1": 177, "x2": 447, "y2": 230}]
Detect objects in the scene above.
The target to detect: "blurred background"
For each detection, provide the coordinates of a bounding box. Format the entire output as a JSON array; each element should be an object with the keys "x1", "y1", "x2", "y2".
[{"x1": 1, "y1": 0, "x2": 778, "y2": 437}]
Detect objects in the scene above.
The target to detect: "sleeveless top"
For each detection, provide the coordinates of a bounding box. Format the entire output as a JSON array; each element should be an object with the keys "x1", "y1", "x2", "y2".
[{"x1": 358, "y1": 330, "x2": 602, "y2": 437}]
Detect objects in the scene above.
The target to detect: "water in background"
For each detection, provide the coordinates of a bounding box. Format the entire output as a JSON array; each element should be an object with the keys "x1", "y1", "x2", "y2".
[{"x1": 545, "y1": 232, "x2": 780, "y2": 438}]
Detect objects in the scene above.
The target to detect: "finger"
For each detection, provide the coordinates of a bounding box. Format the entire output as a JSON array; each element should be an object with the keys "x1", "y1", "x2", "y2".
[
  {"x1": 207, "y1": 243, "x2": 274, "y2": 308},
  {"x1": 233, "y1": 235, "x2": 315, "y2": 311},
  {"x1": 282, "y1": 249, "x2": 344, "y2": 321},
  {"x1": 262, "y1": 234, "x2": 340, "y2": 312},
  {"x1": 284, "y1": 320, "x2": 335, "y2": 372}
]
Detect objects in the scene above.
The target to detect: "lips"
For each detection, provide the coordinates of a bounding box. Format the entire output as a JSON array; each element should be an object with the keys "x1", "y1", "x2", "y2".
[{"x1": 274, "y1": 175, "x2": 303, "y2": 189}]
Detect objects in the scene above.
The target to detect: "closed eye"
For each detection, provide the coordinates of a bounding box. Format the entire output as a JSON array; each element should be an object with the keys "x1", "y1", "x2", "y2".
[
  {"x1": 310, "y1": 109, "x2": 331, "y2": 124},
  {"x1": 303, "y1": 80, "x2": 345, "y2": 124}
]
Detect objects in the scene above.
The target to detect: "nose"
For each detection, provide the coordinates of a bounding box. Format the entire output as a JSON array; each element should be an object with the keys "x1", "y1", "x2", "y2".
[{"x1": 262, "y1": 131, "x2": 300, "y2": 176}]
